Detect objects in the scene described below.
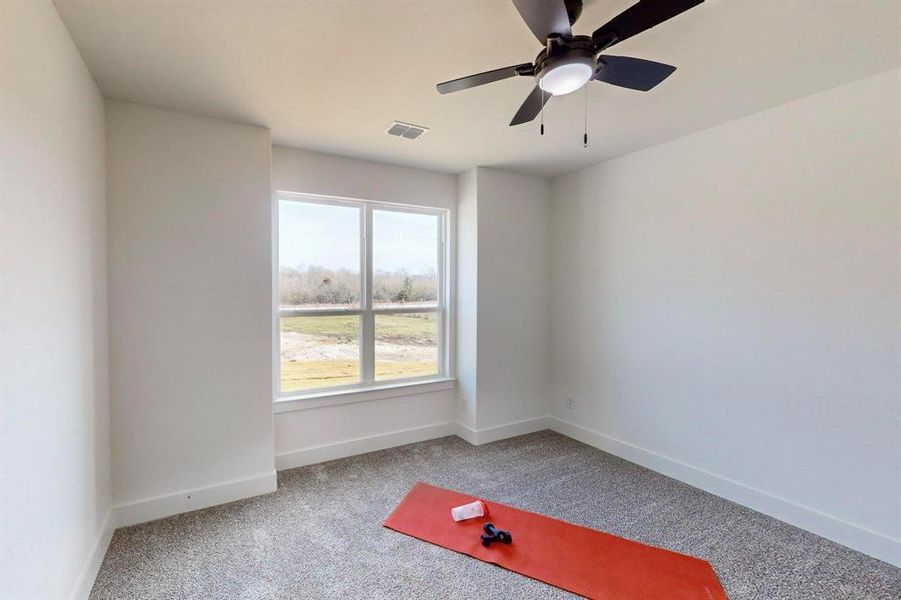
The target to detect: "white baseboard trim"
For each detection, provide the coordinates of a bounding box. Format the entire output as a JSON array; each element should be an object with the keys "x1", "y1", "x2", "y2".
[
  {"x1": 275, "y1": 421, "x2": 458, "y2": 471},
  {"x1": 275, "y1": 416, "x2": 553, "y2": 471},
  {"x1": 455, "y1": 416, "x2": 550, "y2": 445},
  {"x1": 548, "y1": 416, "x2": 901, "y2": 568},
  {"x1": 453, "y1": 422, "x2": 478, "y2": 444},
  {"x1": 114, "y1": 471, "x2": 278, "y2": 528},
  {"x1": 70, "y1": 507, "x2": 115, "y2": 600}
]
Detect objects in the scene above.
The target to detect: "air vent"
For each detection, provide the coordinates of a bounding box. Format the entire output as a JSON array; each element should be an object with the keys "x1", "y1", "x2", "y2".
[{"x1": 386, "y1": 121, "x2": 429, "y2": 140}]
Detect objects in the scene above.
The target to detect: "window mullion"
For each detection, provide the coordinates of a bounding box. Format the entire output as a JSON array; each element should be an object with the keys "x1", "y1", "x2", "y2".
[
  {"x1": 278, "y1": 309, "x2": 362, "y2": 318},
  {"x1": 361, "y1": 205, "x2": 375, "y2": 384}
]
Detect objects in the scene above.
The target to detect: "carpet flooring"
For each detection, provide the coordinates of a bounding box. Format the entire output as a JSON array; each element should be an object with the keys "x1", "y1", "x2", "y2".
[{"x1": 90, "y1": 431, "x2": 901, "y2": 599}]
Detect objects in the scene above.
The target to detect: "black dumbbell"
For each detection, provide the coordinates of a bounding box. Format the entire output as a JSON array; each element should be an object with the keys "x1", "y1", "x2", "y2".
[{"x1": 480, "y1": 523, "x2": 513, "y2": 547}]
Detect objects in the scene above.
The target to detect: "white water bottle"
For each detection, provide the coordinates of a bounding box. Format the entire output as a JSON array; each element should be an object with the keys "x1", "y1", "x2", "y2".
[{"x1": 451, "y1": 500, "x2": 487, "y2": 522}]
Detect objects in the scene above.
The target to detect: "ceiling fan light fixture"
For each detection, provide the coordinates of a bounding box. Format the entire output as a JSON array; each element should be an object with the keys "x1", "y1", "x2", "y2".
[{"x1": 538, "y1": 59, "x2": 594, "y2": 96}]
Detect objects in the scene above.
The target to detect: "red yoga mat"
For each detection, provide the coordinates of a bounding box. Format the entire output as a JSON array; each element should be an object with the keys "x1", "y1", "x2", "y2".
[{"x1": 384, "y1": 482, "x2": 727, "y2": 600}]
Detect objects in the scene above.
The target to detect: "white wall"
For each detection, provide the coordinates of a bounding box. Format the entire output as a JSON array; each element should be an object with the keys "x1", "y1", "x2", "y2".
[
  {"x1": 272, "y1": 146, "x2": 457, "y2": 464},
  {"x1": 456, "y1": 169, "x2": 478, "y2": 429},
  {"x1": 551, "y1": 69, "x2": 901, "y2": 565},
  {"x1": 0, "y1": 2, "x2": 111, "y2": 597},
  {"x1": 454, "y1": 167, "x2": 552, "y2": 437},
  {"x1": 106, "y1": 102, "x2": 275, "y2": 519},
  {"x1": 474, "y1": 168, "x2": 551, "y2": 430}
]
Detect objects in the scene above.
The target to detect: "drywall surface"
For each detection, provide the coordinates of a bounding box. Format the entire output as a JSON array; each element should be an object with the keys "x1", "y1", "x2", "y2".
[
  {"x1": 271, "y1": 146, "x2": 457, "y2": 457},
  {"x1": 474, "y1": 168, "x2": 551, "y2": 429},
  {"x1": 0, "y1": 2, "x2": 110, "y2": 597},
  {"x1": 456, "y1": 168, "x2": 478, "y2": 429},
  {"x1": 106, "y1": 102, "x2": 275, "y2": 508},
  {"x1": 551, "y1": 69, "x2": 901, "y2": 561}
]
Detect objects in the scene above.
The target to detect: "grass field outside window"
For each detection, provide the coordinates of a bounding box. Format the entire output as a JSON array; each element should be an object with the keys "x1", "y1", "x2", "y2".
[{"x1": 279, "y1": 313, "x2": 438, "y2": 391}]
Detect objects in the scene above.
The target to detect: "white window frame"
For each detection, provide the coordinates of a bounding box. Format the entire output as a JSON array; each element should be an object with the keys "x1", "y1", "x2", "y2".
[{"x1": 274, "y1": 191, "x2": 452, "y2": 407}]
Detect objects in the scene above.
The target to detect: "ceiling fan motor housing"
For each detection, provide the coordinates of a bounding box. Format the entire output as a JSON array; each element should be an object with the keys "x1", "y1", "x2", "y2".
[
  {"x1": 535, "y1": 35, "x2": 598, "y2": 95},
  {"x1": 535, "y1": 35, "x2": 597, "y2": 78}
]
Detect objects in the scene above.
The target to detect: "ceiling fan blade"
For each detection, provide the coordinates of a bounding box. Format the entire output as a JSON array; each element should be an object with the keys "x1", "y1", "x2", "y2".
[
  {"x1": 592, "y1": 0, "x2": 703, "y2": 49},
  {"x1": 510, "y1": 86, "x2": 552, "y2": 126},
  {"x1": 594, "y1": 55, "x2": 676, "y2": 91},
  {"x1": 512, "y1": 0, "x2": 572, "y2": 43},
  {"x1": 437, "y1": 63, "x2": 533, "y2": 95}
]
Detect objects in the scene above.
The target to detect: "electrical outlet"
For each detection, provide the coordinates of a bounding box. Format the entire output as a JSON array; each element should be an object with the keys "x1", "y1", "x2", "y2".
[
  {"x1": 565, "y1": 396, "x2": 575, "y2": 411},
  {"x1": 457, "y1": 396, "x2": 468, "y2": 413}
]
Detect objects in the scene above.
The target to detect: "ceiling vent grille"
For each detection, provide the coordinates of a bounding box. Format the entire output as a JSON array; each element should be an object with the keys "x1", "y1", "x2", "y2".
[{"x1": 386, "y1": 121, "x2": 429, "y2": 140}]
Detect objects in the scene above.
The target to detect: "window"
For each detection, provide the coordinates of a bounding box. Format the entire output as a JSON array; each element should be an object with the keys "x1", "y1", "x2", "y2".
[{"x1": 276, "y1": 192, "x2": 448, "y2": 397}]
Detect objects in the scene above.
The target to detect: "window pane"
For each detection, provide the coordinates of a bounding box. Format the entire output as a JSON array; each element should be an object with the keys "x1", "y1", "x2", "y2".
[
  {"x1": 374, "y1": 312, "x2": 439, "y2": 381},
  {"x1": 372, "y1": 210, "x2": 439, "y2": 309},
  {"x1": 279, "y1": 200, "x2": 360, "y2": 309},
  {"x1": 280, "y1": 315, "x2": 360, "y2": 391}
]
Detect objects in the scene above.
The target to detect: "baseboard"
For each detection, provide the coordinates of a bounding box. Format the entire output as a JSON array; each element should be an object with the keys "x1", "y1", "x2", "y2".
[
  {"x1": 455, "y1": 416, "x2": 550, "y2": 445},
  {"x1": 112, "y1": 417, "x2": 548, "y2": 530},
  {"x1": 114, "y1": 471, "x2": 278, "y2": 528},
  {"x1": 548, "y1": 416, "x2": 901, "y2": 568},
  {"x1": 275, "y1": 416, "x2": 554, "y2": 471},
  {"x1": 275, "y1": 421, "x2": 458, "y2": 471},
  {"x1": 453, "y1": 421, "x2": 478, "y2": 444},
  {"x1": 70, "y1": 507, "x2": 115, "y2": 600}
]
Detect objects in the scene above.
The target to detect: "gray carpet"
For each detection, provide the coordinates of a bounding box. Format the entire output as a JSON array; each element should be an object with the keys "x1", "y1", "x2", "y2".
[{"x1": 90, "y1": 431, "x2": 901, "y2": 599}]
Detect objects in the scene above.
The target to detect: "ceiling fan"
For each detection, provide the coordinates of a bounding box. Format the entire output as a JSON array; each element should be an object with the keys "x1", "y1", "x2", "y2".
[{"x1": 436, "y1": 0, "x2": 704, "y2": 127}]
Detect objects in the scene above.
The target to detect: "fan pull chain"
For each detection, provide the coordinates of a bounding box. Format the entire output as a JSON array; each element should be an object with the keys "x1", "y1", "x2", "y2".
[
  {"x1": 540, "y1": 88, "x2": 545, "y2": 136},
  {"x1": 583, "y1": 85, "x2": 589, "y2": 148}
]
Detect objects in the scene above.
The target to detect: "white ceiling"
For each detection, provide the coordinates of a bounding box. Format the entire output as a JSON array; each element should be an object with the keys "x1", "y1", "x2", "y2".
[{"x1": 54, "y1": 0, "x2": 901, "y2": 177}]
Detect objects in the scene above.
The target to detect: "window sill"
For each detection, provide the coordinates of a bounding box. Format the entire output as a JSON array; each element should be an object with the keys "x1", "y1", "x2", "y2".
[{"x1": 273, "y1": 377, "x2": 456, "y2": 413}]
